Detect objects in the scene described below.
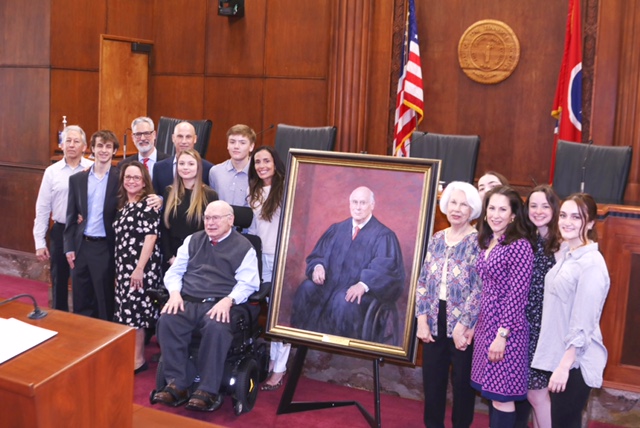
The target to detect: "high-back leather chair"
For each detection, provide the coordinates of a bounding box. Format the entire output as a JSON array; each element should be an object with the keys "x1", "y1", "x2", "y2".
[
  {"x1": 274, "y1": 124, "x2": 337, "y2": 166},
  {"x1": 409, "y1": 132, "x2": 480, "y2": 185},
  {"x1": 155, "y1": 117, "x2": 213, "y2": 158},
  {"x1": 552, "y1": 140, "x2": 632, "y2": 204}
]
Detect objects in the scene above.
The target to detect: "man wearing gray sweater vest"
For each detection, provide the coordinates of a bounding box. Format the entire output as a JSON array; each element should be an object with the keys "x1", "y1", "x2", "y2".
[{"x1": 152, "y1": 200, "x2": 260, "y2": 411}]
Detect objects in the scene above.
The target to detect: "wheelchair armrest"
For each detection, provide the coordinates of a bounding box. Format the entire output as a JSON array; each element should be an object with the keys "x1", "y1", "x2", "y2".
[
  {"x1": 145, "y1": 282, "x2": 271, "y2": 306},
  {"x1": 248, "y1": 281, "x2": 271, "y2": 303},
  {"x1": 146, "y1": 288, "x2": 170, "y2": 306}
]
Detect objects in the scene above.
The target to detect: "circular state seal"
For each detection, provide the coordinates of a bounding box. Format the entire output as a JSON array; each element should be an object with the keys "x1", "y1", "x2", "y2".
[{"x1": 458, "y1": 20, "x2": 520, "y2": 84}]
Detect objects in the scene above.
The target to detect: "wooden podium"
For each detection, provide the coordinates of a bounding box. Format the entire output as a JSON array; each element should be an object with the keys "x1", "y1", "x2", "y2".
[{"x1": 0, "y1": 301, "x2": 135, "y2": 428}]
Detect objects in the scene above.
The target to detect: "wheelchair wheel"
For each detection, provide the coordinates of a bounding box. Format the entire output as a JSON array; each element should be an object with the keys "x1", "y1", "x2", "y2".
[{"x1": 232, "y1": 357, "x2": 259, "y2": 415}]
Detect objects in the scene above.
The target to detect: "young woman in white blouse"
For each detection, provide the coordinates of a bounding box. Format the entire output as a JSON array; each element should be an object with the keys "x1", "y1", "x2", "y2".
[
  {"x1": 247, "y1": 146, "x2": 290, "y2": 391},
  {"x1": 532, "y1": 193, "x2": 610, "y2": 428}
]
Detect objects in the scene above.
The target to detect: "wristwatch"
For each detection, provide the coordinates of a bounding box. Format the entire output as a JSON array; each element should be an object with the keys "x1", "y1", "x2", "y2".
[
  {"x1": 498, "y1": 327, "x2": 509, "y2": 339},
  {"x1": 227, "y1": 296, "x2": 236, "y2": 306}
]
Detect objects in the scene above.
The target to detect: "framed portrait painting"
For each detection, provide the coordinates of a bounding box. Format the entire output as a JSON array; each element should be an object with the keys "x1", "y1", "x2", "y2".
[{"x1": 266, "y1": 149, "x2": 440, "y2": 363}]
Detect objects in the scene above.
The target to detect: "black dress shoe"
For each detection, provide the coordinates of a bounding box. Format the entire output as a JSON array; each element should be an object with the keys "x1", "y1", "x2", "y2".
[
  {"x1": 185, "y1": 389, "x2": 224, "y2": 412},
  {"x1": 134, "y1": 362, "x2": 149, "y2": 375}
]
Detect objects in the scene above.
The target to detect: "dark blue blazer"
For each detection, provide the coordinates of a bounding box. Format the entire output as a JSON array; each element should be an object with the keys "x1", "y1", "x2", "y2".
[{"x1": 152, "y1": 156, "x2": 214, "y2": 195}]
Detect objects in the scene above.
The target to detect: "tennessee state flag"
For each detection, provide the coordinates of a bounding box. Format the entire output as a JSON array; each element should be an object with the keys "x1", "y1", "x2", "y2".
[{"x1": 550, "y1": 0, "x2": 582, "y2": 181}]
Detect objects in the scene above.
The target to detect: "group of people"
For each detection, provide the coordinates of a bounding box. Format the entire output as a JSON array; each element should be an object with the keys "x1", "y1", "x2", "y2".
[
  {"x1": 417, "y1": 172, "x2": 610, "y2": 428},
  {"x1": 34, "y1": 124, "x2": 611, "y2": 422},
  {"x1": 33, "y1": 119, "x2": 289, "y2": 402}
]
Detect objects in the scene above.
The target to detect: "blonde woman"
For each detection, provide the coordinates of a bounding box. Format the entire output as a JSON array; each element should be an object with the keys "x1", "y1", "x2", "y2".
[{"x1": 161, "y1": 149, "x2": 218, "y2": 266}]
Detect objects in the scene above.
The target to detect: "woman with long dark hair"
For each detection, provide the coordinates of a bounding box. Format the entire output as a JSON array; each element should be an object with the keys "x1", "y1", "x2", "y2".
[
  {"x1": 247, "y1": 146, "x2": 290, "y2": 390},
  {"x1": 532, "y1": 194, "x2": 609, "y2": 428},
  {"x1": 471, "y1": 186, "x2": 534, "y2": 428},
  {"x1": 522, "y1": 185, "x2": 562, "y2": 428}
]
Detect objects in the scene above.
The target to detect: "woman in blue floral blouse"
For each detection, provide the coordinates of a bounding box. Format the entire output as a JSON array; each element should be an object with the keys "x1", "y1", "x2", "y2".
[{"x1": 416, "y1": 181, "x2": 483, "y2": 428}]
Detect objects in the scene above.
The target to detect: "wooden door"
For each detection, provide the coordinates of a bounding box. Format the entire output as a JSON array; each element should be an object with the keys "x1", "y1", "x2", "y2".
[{"x1": 99, "y1": 35, "x2": 153, "y2": 157}]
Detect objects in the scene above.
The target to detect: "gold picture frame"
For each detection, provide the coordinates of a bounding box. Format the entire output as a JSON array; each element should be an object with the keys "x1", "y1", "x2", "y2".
[{"x1": 266, "y1": 149, "x2": 440, "y2": 363}]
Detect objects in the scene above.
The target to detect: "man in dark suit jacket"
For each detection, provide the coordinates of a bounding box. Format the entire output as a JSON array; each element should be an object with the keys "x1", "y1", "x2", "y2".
[
  {"x1": 64, "y1": 130, "x2": 120, "y2": 321},
  {"x1": 152, "y1": 121, "x2": 213, "y2": 195},
  {"x1": 118, "y1": 116, "x2": 169, "y2": 180}
]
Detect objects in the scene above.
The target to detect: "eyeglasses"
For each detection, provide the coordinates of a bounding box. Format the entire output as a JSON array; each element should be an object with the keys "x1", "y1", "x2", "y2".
[
  {"x1": 204, "y1": 214, "x2": 232, "y2": 222},
  {"x1": 132, "y1": 131, "x2": 154, "y2": 139},
  {"x1": 124, "y1": 175, "x2": 143, "y2": 182}
]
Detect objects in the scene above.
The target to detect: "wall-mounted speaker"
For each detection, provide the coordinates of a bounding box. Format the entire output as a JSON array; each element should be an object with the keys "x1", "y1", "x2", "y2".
[{"x1": 218, "y1": 0, "x2": 244, "y2": 17}]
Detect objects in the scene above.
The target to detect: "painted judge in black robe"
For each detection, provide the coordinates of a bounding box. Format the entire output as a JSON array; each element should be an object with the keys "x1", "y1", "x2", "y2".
[{"x1": 291, "y1": 186, "x2": 405, "y2": 340}]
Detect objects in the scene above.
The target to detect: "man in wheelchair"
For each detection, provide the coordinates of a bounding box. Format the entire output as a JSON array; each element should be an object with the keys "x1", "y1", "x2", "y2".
[{"x1": 151, "y1": 200, "x2": 260, "y2": 412}]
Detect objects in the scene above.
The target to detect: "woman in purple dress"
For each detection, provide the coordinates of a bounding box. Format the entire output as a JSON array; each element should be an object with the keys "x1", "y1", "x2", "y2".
[{"x1": 471, "y1": 186, "x2": 534, "y2": 428}]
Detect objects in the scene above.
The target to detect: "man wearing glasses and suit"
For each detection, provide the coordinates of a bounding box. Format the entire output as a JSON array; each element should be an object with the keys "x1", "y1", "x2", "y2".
[{"x1": 118, "y1": 116, "x2": 169, "y2": 180}]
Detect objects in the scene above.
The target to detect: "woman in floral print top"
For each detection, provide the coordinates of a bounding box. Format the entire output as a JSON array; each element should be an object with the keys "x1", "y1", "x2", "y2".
[{"x1": 416, "y1": 181, "x2": 483, "y2": 428}]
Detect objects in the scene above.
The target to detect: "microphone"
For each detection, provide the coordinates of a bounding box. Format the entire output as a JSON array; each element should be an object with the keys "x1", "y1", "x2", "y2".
[
  {"x1": 256, "y1": 124, "x2": 275, "y2": 138},
  {"x1": 123, "y1": 127, "x2": 131, "y2": 159},
  {"x1": 530, "y1": 176, "x2": 539, "y2": 187},
  {"x1": 405, "y1": 130, "x2": 430, "y2": 156},
  {"x1": 580, "y1": 139, "x2": 594, "y2": 193},
  {"x1": 0, "y1": 294, "x2": 48, "y2": 319},
  {"x1": 410, "y1": 131, "x2": 448, "y2": 189},
  {"x1": 410, "y1": 130, "x2": 429, "y2": 144}
]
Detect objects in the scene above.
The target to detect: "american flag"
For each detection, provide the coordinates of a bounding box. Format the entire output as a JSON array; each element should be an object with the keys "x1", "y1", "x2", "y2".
[{"x1": 393, "y1": 0, "x2": 424, "y2": 157}]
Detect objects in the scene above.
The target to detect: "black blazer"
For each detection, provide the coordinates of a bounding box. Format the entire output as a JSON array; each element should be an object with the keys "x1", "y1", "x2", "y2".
[
  {"x1": 64, "y1": 166, "x2": 120, "y2": 255},
  {"x1": 152, "y1": 155, "x2": 214, "y2": 195}
]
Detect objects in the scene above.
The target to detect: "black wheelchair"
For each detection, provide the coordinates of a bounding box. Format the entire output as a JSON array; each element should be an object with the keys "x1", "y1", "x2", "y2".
[
  {"x1": 149, "y1": 283, "x2": 270, "y2": 415},
  {"x1": 149, "y1": 206, "x2": 271, "y2": 415}
]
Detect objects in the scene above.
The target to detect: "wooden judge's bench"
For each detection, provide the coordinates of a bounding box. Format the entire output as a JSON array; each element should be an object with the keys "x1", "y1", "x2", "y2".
[
  {"x1": 0, "y1": 301, "x2": 135, "y2": 427},
  {"x1": 425, "y1": 202, "x2": 640, "y2": 393},
  {"x1": 0, "y1": 301, "x2": 219, "y2": 428}
]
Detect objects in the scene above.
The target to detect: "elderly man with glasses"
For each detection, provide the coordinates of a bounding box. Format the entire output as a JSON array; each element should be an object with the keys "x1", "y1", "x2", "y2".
[{"x1": 152, "y1": 200, "x2": 259, "y2": 412}]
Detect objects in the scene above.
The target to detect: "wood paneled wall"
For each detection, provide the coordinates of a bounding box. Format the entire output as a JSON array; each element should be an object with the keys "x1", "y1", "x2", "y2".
[
  {"x1": 0, "y1": 0, "x2": 155, "y2": 252},
  {"x1": 595, "y1": 206, "x2": 640, "y2": 392},
  {"x1": 148, "y1": 0, "x2": 335, "y2": 164},
  {"x1": 1, "y1": 0, "x2": 51, "y2": 253},
  {"x1": 417, "y1": 0, "x2": 567, "y2": 187},
  {"x1": 2, "y1": 0, "x2": 640, "y2": 248},
  {"x1": 591, "y1": 0, "x2": 640, "y2": 203}
]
